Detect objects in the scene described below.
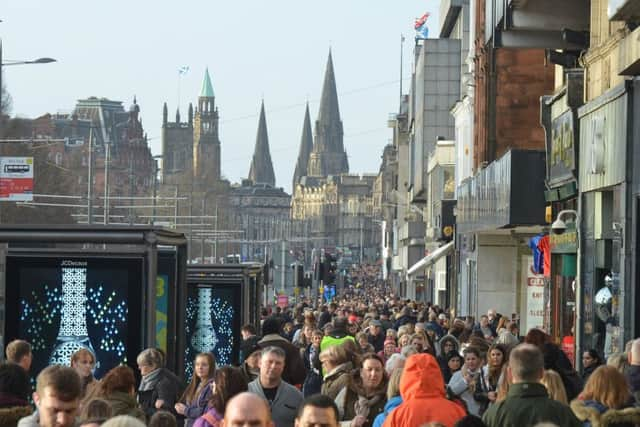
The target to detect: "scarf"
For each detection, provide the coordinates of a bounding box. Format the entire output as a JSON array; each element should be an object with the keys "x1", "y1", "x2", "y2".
[
  {"x1": 354, "y1": 393, "x2": 383, "y2": 419},
  {"x1": 139, "y1": 368, "x2": 163, "y2": 392}
]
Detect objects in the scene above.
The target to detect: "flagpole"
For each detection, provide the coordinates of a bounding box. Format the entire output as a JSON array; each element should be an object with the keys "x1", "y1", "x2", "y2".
[
  {"x1": 177, "y1": 70, "x2": 182, "y2": 115},
  {"x1": 400, "y1": 34, "x2": 404, "y2": 99}
]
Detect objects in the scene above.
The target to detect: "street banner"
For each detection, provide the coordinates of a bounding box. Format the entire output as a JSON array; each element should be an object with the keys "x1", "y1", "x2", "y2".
[
  {"x1": 0, "y1": 157, "x2": 34, "y2": 201},
  {"x1": 525, "y1": 255, "x2": 545, "y2": 331}
]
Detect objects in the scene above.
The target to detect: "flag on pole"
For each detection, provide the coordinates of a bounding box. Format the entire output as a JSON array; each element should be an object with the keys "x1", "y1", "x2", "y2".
[
  {"x1": 178, "y1": 66, "x2": 190, "y2": 76},
  {"x1": 414, "y1": 12, "x2": 430, "y2": 40}
]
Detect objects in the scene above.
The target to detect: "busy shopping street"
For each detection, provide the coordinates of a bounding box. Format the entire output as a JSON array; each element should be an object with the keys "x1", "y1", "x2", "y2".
[{"x1": 1, "y1": 0, "x2": 640, "y2": 426}]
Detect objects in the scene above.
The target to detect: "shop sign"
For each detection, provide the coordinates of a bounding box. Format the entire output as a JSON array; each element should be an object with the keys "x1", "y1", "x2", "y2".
[
  {"x1": 277, "y1": 294, "x2": 289, "y2": 308},
  {"x1": 548, "y1": 110, "x2": 577, "y2": 186},
  {"x1": 526, "y1": 256, "x2": 545, "y2": 331},
  {"x1": 549, "y1": 228, "x2": 578, "y2": 253}
]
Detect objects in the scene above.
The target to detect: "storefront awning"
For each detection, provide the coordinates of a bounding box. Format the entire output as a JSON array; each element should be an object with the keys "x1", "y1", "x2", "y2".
[{"x1": 407, "y1": 241, "x2": 454, "y2": 277}]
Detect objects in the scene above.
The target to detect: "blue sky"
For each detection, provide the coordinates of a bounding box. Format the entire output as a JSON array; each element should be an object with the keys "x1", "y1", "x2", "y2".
[{"x1": 2, "y1": 1, "x2": 439, "y2": 193}]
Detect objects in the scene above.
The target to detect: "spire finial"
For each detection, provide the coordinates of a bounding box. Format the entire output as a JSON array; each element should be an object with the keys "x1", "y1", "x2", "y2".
[{"x1": 200, "y1": 67, "x2": 215, "y2": 98}]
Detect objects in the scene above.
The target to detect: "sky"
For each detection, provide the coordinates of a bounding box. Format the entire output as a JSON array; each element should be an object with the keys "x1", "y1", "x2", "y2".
[{"x1": 2, "y1": 1, "x2": 439, "y2": 194}]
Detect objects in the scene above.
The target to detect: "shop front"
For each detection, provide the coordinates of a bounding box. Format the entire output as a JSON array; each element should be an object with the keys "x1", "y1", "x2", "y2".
[
  {"x1": 455, "y1": 149, "x2": 547, "y2": 320},
  {"x1": 540, "y1": 69, "x2": 583, "y2": 364},
  {"x1": 577, "y1": 81, "x2": 634, "y2": 362}
]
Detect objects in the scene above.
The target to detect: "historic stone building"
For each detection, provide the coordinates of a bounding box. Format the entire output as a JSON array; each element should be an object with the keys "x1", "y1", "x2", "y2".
[
  {"x1": 28, "y1": 96, "x2": 155, "y2": 224},
  {"x1": 158, "y1": 69, "x2": 230, "y2": 262},
  {"x1": 291, "y1": 51, "x2": 379, "y2": 263},
  {"x1": 161, "y1": 68, "x2": 221, "y2": 190}
]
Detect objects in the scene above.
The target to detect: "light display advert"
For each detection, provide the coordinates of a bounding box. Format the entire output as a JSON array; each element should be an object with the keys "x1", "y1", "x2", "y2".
[
  {"x1": 6, "y1": 257, "x2": 143, "y2": 379},
  {"x1": 184, "y1": 284, "x2": 239, "y2": 378}
]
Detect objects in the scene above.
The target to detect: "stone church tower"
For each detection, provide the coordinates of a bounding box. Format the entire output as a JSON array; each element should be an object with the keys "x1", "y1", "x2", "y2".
[
  {"x1": 248, "y1": 101, "x2": 276, "y2": 186},
  {"x1": 193, "y1": 68, "x2": 221, "y2": 185},
  {"x1": 161, "y1": 68, "x2": 222, "y2": 188},
  {"x1": 307, "y1": 50, "x2": 349, "y2": 177}
]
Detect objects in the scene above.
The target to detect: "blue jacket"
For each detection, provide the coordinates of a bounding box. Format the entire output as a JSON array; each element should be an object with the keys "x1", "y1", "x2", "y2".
[{"x1": 372, "y1": 396, "x2": 402, "y2": 427}]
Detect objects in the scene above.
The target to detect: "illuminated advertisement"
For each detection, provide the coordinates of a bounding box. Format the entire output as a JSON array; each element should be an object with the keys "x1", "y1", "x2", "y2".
[
  {"x1": 184, "y1": 284, "x2": 239, "y2": 378},
  {"x1": 5, "y1": 256, "x2": 143, "y2": 379}
]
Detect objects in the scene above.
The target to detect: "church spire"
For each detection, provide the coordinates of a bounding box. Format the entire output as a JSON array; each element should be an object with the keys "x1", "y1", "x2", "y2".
[
  {"x1": 317, "y1": 49, "x2": 341, "y2": 129},
  {"x1": 307, "y1": 50, "x2": 349, "y2": 177},
  {"x1": 293, "y1": 103, "x2": 313, "y2": 190},
  {"x1": 248, "y1": 101, "x2": 276, "y2": 187}
]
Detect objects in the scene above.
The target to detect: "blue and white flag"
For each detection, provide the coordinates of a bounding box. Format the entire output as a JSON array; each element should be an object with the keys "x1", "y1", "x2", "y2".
[{"x1": 178, "y1": 66, "x2": 190, "y2": 76}]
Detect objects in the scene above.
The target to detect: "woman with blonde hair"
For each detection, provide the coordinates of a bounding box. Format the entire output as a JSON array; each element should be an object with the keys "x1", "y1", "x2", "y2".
[
  {"x1": 571, "y1": 365, "x2": 640, "y2": 426},
  {"x1": 540, "y1": 370, "x2": 568, "y2": 405},
  {"x1": 607, "y1": 352, "x2": 628, "y2": 374},
  {"x1": 320, "y1": 343, "x2": 353, "y2": 399},
  {"x1": 496, "y1": 363, "x2": 512, "y2": 402}
]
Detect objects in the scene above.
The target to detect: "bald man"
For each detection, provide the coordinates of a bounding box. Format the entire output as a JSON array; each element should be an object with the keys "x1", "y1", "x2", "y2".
[
  {"x1": 223, "y1": 392, "x2": 274, "y2": 427},
  {"x1": 626, "y1": 339, "x2": 640, "y2": 401}
]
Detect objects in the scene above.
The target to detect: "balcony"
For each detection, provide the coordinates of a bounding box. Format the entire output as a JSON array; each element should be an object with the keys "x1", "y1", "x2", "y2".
[
  {"x1": 456, "y1": 149, "x2": 546, "y2": 234},
  {"x1": 490, "y1": 0, "x2": 590, "y2": 49}
]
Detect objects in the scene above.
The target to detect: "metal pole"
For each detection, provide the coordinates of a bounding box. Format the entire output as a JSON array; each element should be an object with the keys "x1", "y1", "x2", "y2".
[
  {"x1": 103, "y1": 143, "x2": 110, "y2": 224},
  {"x1": 87, "y1": 127, "x2": 93, "y2": 224},
  {"x1": 281, "y1": 239, "x2": 286, "y2": 292},
  {"x1": 360, "y1": 215, "x2": 364, "y2": 263},
  {"x1": 200, "y1": 198, "x2": 205, "y2": 262},
  {"x1": 128, "y1": 156, "x2": 134, "y2": 225},
  {"x1": 151, "y1": 159, "x2": 158, "y2": 225},
  {"x1": 173, "y1": 186, "x2": 178, "y2": 228},
  {"x1": 214, "y1": 205, "x2": 218, "y2": 261},
  {"x1": 400, "y1": 34, "x2": 404, "y2": 98}
]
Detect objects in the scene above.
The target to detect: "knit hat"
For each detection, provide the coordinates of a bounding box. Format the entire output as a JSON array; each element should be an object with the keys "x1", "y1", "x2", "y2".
[
  {"x1": 261, "y1": 316, "x2": 282, "y2": 336},
  {"x1": 384, "y1": 337, "x2": 396, "y2": 348}
]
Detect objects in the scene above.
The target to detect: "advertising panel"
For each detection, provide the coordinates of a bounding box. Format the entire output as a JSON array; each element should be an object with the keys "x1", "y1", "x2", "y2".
[
  {"x1": 0, "y1": 157, "x2": 33, "y2": 201},
  {"x1": 5, "y1": 256, "x2": 144, "y2": 379}
]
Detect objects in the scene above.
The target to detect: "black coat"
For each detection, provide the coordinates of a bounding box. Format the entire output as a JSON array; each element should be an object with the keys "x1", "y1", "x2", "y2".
[
  {"x1": 302, "y1": 344, "x2": 322, "y2": 397},
  {"x1": 542, "y1": 343, "x2": 582, "y2": 401},
  {"x1": 137, "y1": 368, "x2": 184, "y2": 419}
]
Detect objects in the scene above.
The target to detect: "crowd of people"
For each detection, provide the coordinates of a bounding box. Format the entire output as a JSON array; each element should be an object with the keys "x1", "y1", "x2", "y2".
[{"x1": 4, "y1": 281, "x2": 640, "y2": 427}]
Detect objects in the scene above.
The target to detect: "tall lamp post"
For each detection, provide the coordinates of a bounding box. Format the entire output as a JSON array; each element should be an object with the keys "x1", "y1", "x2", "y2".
[{"x1": 0, "y1": 38, "x2": 57, "y2": 128}]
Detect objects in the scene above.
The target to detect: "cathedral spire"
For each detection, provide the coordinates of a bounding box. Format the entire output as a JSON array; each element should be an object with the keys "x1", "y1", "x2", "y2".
[
  {"x1": 248, "y1": 101, "x2": 276, "y2": 187},
  {"x1": 293, "y1": 103, "x2": 313, "y2": 190},
  {"x1": 307, "y1": 50, "x2": 349, "y2": 177},
  {"x1": 317, "y1": 49, "x2": 341, "y2": 129}
]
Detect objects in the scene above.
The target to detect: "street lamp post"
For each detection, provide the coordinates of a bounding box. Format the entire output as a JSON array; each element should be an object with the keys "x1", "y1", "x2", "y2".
[{"x1": 0, "y1": 39, "x2": 57, "y2": 133}]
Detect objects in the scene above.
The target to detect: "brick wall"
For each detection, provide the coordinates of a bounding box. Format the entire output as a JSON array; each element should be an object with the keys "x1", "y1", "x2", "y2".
[{"x1": 473, "y1": 0, "x2": 555, "y2": 170}]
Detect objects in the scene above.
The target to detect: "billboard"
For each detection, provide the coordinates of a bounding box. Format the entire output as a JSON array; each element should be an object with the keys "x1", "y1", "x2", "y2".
[
  {"x1": 5, "y1": 256, "x2": 144, "y2": 379},
  {"x1": 0, "y1": 157, "x2": 34, "y2": 201}
]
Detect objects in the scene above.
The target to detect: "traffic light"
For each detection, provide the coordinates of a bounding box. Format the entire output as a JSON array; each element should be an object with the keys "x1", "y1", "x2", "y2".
[
  {"x1": 324, "y1": 254, "x2": 337, "y2": 284},
  {"x1": 296, "y1": 264, "x2": 304, "y2": 287},
  {"x1": 262, "y1": 262, "x2": 269, "y2": 285}
]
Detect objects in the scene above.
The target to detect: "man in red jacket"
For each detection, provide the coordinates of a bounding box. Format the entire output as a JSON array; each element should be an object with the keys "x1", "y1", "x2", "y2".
[{"x1": 382, "y1": 353, "x2": 466, "y2": 427}]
